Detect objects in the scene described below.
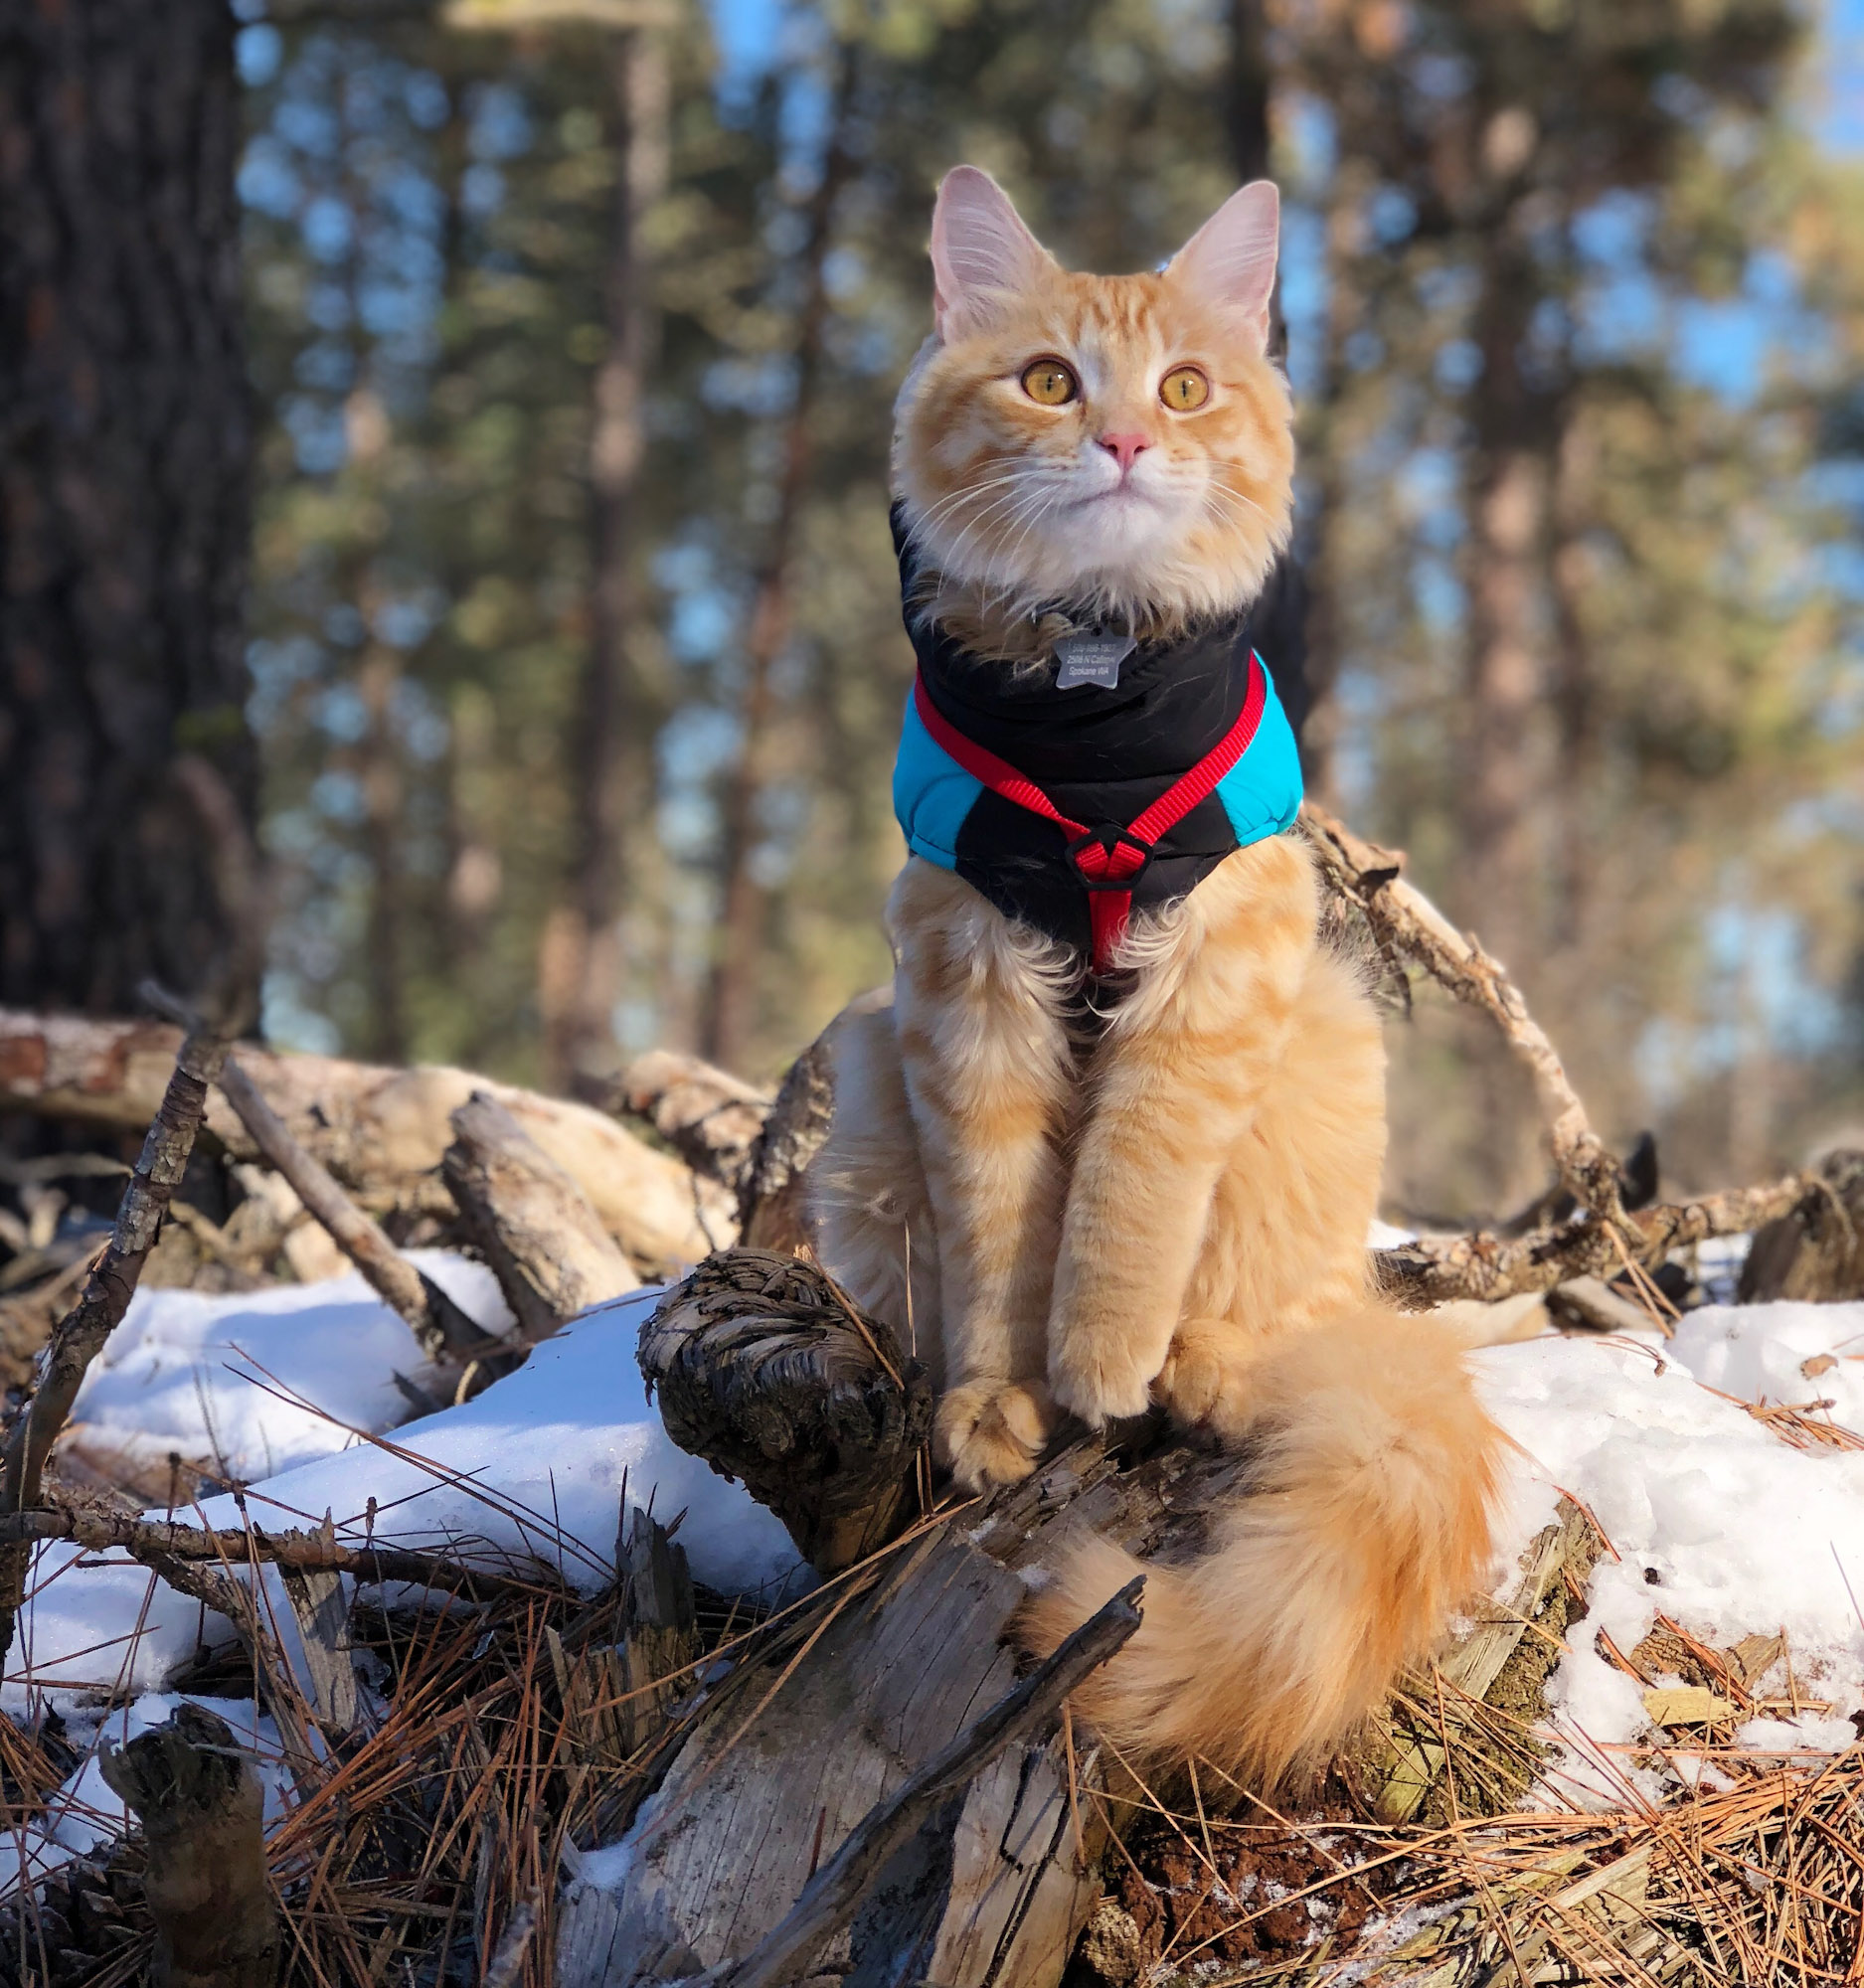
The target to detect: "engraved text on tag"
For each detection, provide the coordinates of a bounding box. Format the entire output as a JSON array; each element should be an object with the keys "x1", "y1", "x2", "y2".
[{"x1": 1054, "y1": 632, "x2": 1137, "y2": 690}]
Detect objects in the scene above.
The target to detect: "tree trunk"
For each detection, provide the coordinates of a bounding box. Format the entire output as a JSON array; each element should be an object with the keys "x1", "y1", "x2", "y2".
[
  {"x1": 1454, "y1": 177, "x2": 1563, "y2": 1200},
  {"x1": 543, "y1": 27, "x2": 670, "y2": 1095},
  {"x1": 700, "y1": 42, "x2": 860, "y2": 1076},
  {"x1": 0, "y1": 1, "x2": 256, "y2": 1018},
  {"x1": 1456, "y1": 203, "x2": 1553, "y2": 982}
]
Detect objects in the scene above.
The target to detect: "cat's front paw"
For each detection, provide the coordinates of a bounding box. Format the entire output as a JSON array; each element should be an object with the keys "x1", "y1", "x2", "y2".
[
  {"x1": 1152, "y1": 1317, "x2": 1254, "y2": 1435},
  {"x1": 1047, "y1": 1325, "x2": 1157, "y2": 1429},
  {"x1": 935, "y1": 1381, "x2": 1058, "y2": 1494}
]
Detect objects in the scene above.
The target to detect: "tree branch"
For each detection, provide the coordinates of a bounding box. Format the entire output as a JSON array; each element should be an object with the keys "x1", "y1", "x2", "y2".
[
  {"x1": 0, "y1": 1015, "x2": 229, "y2": 1665},
  {"x1": 0, "y1": 1505, "x2": 558, "y2": 1598},
  {"x1": 1300, "y1": 800, "x2": 1622, "y2": 1220},
  {"x1": 1373, "y1": 1174, "x2": 1813, "y2": 1307}
]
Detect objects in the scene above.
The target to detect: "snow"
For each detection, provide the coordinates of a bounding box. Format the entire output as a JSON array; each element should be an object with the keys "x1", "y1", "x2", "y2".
[
  {"x1": 66, "y1": 1249, "x2": 512, "y2": 1484},
  {"x1": 1475, "y1": 1300, "x2": 1864, "y2": 1803},
  {"x1": 12, "y1": 1243, "x2": 1864, "y2": 1854},
  {"x1": 8, "y1": 1280, "x2": 805, "y2": 1715}
]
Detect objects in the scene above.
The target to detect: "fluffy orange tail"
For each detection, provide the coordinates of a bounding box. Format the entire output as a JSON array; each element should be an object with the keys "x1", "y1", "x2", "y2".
[{"x1": 1019, "y1": 1308, "x2": 1503, "y2": 1788}]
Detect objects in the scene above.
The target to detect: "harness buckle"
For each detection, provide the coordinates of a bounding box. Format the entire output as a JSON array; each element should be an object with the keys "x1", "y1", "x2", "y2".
[{"x1": 1064, "y1": 823, "x2": 1156, "y2": 889}]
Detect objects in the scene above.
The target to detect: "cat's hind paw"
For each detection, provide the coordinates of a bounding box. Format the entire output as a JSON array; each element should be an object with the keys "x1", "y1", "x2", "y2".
[{"x1": 934, "y1": 1381, "x2": 1057, "y2": 1493}]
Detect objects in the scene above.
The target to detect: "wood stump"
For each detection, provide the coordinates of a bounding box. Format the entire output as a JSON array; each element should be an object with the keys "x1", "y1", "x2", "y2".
[
  {"x1": 638, "y1": 1249, "x2": 932, "y2": 1576},
  {"x1": 95, "y1": 1702, "x2": 276, "y2": 1988}
]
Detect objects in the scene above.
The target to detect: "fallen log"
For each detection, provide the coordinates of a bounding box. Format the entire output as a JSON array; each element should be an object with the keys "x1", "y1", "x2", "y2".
[
  {"x1": 0, "y1": 1007, "x2": 729, "y2": 1269},
  {"x1": 564, "y1": 1250, "x2": 1609, "y2": 1987},
  {"x1": 612, "y1": 1049, "x2": 774, "y2": 1191},
  {"x1": 701, "y1": 1578, "x2": 1144, "y2": 1988},
  {"x1": 442, "y1": 1090, "x2": 640, "y2": 1337},
  {"x1": 560, "y1": 1252, "x2": 1254, "y2": 1988}
]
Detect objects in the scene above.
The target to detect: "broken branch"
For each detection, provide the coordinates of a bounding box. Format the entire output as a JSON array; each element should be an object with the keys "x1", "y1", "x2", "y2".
[
  {"x1": 0, "y1": 1505, "x2": 559, "y2": 1597},
  {"x1": 96, "y1": 1702, "x2": 277, "y2": 1988},
  {"x1": 0, "y1": 1013, "x2": 229, "y2": 1666},
  {"x1": 138, "y1": 988, "x2": 498, "y2": 1368},
  {"x1": 1374, "y1": 1173, "x2": 1814, "y2": 1307}
]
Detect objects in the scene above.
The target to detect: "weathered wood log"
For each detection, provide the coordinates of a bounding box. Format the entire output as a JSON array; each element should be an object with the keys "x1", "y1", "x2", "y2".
[
  {"x1": 95, "y1": 1703, "x2": 277, "y2": 1988},
  {"x1": 570, "y1": 1256, "x2": 1611, "y2": 1988},
  {"x1": 556, "y1": 1409, "x2": 1243, "y2": 1988},
  {"x1": 613, "y1": 1050, "x2": 774, "y2": 1191},
  {"x1": 442, "y1": 1091, "x2": 639, "y2": 1338},
  {"x1": 0, "y1": 1007, "x2": 728, "y2": 1268},
  {"x1": 702, "y1": 1578, "x2": 1144, "y2": 1988},
  {"x1": 638, "y1": 1249, "x2": 932, "y2": 1576},
  {"x1": 1739, "y1": 1148, "x2": 1864, "y2": 1303}
]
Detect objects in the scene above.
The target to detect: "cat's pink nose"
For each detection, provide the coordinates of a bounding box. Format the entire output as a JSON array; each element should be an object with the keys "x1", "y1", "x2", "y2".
[{"x1": 1098, "y1": 432, "x2": 1150, "y2": 474}]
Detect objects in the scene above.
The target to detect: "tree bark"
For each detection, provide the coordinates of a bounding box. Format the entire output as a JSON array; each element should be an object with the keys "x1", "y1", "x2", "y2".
[
  {"x1": 0, "y1": 1, "x2": 257, "y2": 1018},
  {"x1": 542, "y1": 26, "x2": 670, "y2": 1094},
  {"x1": 700, "y1": 41, "x2": 861, "y2": 1074}
]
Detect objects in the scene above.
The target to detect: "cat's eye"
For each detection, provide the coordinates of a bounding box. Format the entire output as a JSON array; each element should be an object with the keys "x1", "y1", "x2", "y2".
[
  {"x1": 1021, "y1": 359, "x2": 1079, "y2": 407},
  {"x1": 1160, "y1": 365, "x2": 1211, "y2": 412}
]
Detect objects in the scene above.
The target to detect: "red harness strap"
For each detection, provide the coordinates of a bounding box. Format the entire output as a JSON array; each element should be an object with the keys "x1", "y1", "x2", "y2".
[{"x1": 911, "y1": 651, "x2": 1270, "y2": 971}]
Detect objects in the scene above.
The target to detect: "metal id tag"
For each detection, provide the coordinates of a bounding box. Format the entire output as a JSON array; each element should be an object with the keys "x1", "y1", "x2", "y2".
[{"x1": 1054, "y1": 632, "x2": 1136, "y2": 690}]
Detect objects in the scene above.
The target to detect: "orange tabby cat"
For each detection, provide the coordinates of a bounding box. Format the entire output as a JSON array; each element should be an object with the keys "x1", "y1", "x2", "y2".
[{"x1": 810, "y1": 167, "x2": 1502, "y2": 1787}]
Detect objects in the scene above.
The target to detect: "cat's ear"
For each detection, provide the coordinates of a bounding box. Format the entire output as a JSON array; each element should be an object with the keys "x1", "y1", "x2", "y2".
[
  {"x1": 930, "y1": 167, "x2": 1056, "y2": 338},
  {"x1": 1165, "y1": 181, "x2": 1279, "y2": 347}
]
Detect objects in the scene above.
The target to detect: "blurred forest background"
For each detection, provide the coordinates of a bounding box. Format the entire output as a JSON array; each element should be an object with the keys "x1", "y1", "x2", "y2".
[{"x1": 3, "y1": 0, "x2": 1861, "y2": 1219}]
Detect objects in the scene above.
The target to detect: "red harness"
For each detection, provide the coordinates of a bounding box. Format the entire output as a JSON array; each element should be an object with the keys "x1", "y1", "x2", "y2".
[{"x1": 911, "y1": 650, "x2": 1270, "y2": 971}]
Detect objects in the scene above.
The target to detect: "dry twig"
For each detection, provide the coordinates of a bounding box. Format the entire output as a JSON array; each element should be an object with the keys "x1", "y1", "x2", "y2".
[{"x1": 0, "y1": 1010, "x2": 229, "y2": 1666}]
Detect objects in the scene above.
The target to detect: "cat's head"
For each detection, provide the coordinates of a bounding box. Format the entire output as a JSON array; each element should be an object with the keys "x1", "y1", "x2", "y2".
[{"x1": 894, "y1": 168, "x2": 1293, "y2": 638}]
